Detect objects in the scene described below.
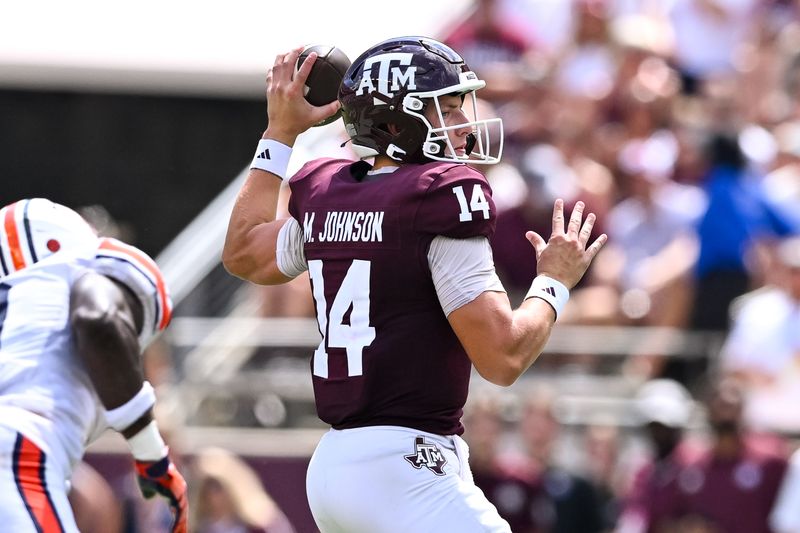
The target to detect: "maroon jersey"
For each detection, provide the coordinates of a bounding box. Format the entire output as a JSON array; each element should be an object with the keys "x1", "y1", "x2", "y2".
[{"x1": 288, "y1": 158, "x2": 496, "y2": 435}]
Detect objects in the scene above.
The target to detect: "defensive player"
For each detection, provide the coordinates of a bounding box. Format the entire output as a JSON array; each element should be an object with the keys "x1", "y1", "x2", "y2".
[
  {"x1": 223, "y1": 37, "x2": 606, "y2": 532},
  {"x1": 0, "y1": 198, "x2": 188, "y2": 532}
]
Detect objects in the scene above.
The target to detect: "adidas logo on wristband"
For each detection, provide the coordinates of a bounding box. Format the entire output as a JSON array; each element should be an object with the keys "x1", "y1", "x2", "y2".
[
  {"x1": 526, "y1": 276, "x2": 569, "y2": 320},
  {"x1": 250, "y1": 139, "x2": 292, "y2": 180}
]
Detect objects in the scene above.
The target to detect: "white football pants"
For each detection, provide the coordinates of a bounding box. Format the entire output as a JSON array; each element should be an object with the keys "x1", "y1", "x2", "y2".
[
  {"x1": 306, "y1": 425, "x2": 511, "y2": 533},
  {"x1": 0, "y1": 424, "x2": 78, "y2": 532}
]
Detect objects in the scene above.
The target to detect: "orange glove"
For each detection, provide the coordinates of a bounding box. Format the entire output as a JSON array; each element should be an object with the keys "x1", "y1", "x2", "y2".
[{"x1": 134, "y1": 453, "x2": 188, "y2": 533}]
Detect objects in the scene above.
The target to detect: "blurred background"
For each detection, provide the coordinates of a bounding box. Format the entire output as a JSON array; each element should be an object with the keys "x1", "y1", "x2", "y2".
[{"x1": 4, "y1": 0, "x2": 800, "y2": 532}]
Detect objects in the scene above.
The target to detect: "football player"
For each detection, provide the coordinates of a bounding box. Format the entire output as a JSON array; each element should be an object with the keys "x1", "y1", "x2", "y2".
[
  {"x1": 223, "y1": 37, "x2": 606, "y2": 532},
  {"x1": 0, "y1": 198, "x2": 187, "y2": 532}
]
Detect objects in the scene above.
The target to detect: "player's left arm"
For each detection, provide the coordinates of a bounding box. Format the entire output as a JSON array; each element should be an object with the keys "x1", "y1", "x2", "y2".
[
  {"x1": 446, "y1": 200, "x2": 606, "y2": 386},
  {"x1": 70, "y1": 273, "x2": 188, "y2": 533},
  {"x1": 223, "y1": 46, "x2": 338, "y2": 284}
]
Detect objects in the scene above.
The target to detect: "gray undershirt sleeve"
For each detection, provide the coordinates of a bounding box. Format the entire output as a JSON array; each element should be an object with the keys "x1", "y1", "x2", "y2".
[
  {"x1": 427, "y1": 235, "x2": 506, "y2": 316},
  {"x1": 276, "y1": 218, "x2": 308, "y2": 278}
]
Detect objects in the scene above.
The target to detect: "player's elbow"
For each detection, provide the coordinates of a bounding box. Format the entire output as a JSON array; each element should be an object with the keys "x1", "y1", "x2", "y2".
[
  {"x1": 474, "y1": 341, "x2": 548, "y2": 386},
  {"x1": 221, "y1": 243, "x2": 260, "y2": 282},
  {"x1": 473, "y1": 357, "x2": 527, "y2": 387},
  {"x1": 222, "y1": 248, "x2": 286, "y2": 286},
  {"x1": 483, "y1": 371, "x2": 521, "y2": 388},
  {"x1": 71, "y1": 306, "x2": 121, "y2": 343},
  {"x1": 476, "y1": 368, "x2": 522, "y2": 387},
  {"x1": 221, "y1": 248, "x2": 248, "y2": 279}
]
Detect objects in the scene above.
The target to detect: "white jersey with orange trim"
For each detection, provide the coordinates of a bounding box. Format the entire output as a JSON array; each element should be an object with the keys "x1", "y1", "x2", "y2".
[
  {"x1": 0, "y1": 239, "x2": 172, "y2": 478},
  {"x1": 93, "y1": 237, "x2": 173, "y2": 348}
]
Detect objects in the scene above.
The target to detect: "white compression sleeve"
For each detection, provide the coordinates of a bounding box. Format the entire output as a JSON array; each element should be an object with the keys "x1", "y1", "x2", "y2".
[
  {"x1": 427, "y1": 235, "x2": 506, "y2": 316},
  {"x1": 276, "y1": 218, "x2": 308, "y2": 278}
]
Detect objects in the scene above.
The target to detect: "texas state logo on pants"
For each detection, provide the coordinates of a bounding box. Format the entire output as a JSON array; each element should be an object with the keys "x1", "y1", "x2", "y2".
[
  {"x1": 0, "y1": 424, "x2": 78, "y2": 532},
  {"x1": 403, "y1": 435, "x2": 448, "y2": 476},
  {"x1": 306, "y1": 425, "x2": 511, "y2": 533}
]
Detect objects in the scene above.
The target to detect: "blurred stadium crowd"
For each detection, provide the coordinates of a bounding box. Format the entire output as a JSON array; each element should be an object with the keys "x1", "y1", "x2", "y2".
[
  {"x1": 70, "y1": 0, "x2": 800, "y2": 531},
  {"x1": 442, "y1": 0, "x2": 800, "y2": 531}
]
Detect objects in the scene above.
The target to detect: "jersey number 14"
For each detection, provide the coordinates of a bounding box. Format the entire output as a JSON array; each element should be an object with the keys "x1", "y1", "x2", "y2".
[
  {"x1": 308, "y1": 259, "x2": 375, "y2": 379},
  {"x1": 452, "y1": 184, "x2": 490, "y2": 222}
]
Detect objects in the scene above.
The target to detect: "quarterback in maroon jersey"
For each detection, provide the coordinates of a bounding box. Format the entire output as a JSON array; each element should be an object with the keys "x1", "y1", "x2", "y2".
[{"x1": 223, "y1": 36, "x2": 606, "y2": 533}]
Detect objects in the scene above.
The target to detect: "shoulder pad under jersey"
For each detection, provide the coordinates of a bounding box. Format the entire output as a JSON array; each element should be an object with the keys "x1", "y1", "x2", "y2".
[
  {"x1": 288, "y1": 158, "x2": 357, "y2": 221},
  {"x1": 92, "y1": 238, "x2": 173, "y2": 348},
  {"x1": 288, "y1": 158, "x2": 352, "y2": 185},
  {"x1": 414, "y1": 163, "x2": 496, "y2": 239}
]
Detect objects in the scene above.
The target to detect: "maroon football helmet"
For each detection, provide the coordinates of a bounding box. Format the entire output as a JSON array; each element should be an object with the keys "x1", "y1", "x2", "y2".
[{"x1": 338, "y1": 36, "x2": 503, "y2": 165}]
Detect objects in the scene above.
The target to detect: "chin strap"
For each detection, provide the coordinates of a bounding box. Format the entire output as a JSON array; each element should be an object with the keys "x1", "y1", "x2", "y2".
[
  {"x1": 386, "y1": 143, "x2": 408, "y2": 161},
  {"x1": 465, "y1": 133, "x2": 476, "y2": 155}
]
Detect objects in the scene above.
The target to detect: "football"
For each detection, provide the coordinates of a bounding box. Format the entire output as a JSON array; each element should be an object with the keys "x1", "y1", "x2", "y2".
[{"x1": 297, "y1": 45, "x2": 351, "y2": 127}]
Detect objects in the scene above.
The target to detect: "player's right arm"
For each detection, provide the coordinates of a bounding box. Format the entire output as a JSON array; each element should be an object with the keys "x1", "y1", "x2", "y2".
[
  {"x1": 222, "y1": 46, "x2": 339, "y2": 284},
  {"x1": 70, "y1": 272, "x2": 149, "y2": 432},
  {"x1": 71, "y1": 243, "x2": 188, "y2": 533},
  {"x1": 447, "y1": 200, "x2": 606, "y2": 386}
]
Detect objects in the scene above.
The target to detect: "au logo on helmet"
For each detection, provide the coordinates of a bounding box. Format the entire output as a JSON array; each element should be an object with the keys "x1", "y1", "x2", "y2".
[{"x1": 356, "y1": 53, "x2": 417, "y2": 98}]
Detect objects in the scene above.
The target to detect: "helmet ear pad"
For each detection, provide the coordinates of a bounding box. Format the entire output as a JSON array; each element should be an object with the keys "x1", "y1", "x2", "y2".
[{"x1": 354, "y1": 104, "x2": 430, "y2": 163}]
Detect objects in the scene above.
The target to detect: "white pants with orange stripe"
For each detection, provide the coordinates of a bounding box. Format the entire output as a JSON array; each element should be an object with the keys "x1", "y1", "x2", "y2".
[
  {"x1": 306, "y1": 426, "x2": 511, "y2": 533},
  {"x1": 0, "y1": 424, "x2": 78, "y2": 532}
]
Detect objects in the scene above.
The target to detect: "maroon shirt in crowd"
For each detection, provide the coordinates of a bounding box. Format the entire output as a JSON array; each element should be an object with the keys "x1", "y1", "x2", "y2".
[
  {"x1": 473, "y1": 458, "x2": 545, "y2": 533},
  {"x1": 673, "y1": 439, "x2": 788, "y2": 533},
  {"x1": 617, "y1": 441, "x2": 704, "y2": 533}
]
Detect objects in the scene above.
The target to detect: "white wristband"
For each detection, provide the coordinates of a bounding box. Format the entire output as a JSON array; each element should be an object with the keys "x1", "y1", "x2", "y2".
[
  {"x1": 104, "y1": 381, "x2": 156, "y2": 432},
  {"x1": 250, "y1": 138, "x2": 292, "y2": 180},
  {"x1": 525, "y1": 275, "x2": 570, "y2": 320},
  {"x1": 127, "y1": 420, "x2": 168, "y2": 461}
]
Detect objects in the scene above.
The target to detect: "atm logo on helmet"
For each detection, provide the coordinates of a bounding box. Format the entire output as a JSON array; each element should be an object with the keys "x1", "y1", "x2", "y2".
[{"x1": 356, "y1": 52, "x2": 417, "y2": 98}]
